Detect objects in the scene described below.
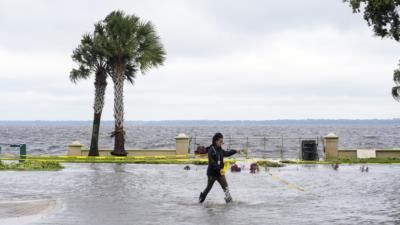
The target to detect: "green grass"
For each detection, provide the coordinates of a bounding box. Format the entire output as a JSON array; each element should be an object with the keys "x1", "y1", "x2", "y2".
[
  {"x1": 280, "y1": 160, "x2": 330, "y2": 164},
  {"x1": 256, "y1": 160, "x2": 284, "y2": 167},
  {"x1": 0, "y1": 155, "x2": 284, "y2": 168},
  {"x1": 0, "y1": 155, "x2": 211, "y2": 165},
  {"x1": 330, "y1": 157, "x2": 400, "y2": 164},
  {"x1": 0, "y1": 160, "x2": 64, "y2": 171}
]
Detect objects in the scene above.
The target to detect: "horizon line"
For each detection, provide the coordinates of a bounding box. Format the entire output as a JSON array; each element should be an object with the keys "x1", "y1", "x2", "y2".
[{"x1": 1, "y1": 119, "x2": 400, "y2": 122}]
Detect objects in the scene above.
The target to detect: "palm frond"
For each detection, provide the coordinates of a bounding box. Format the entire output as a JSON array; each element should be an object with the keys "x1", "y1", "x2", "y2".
[
  {"x1": 71, "y1": 29, "x2": 109, "y2": 83},
  {"x1": 125, "y1": 62, "x2": 138, "y2": 84},
  {"x1": 101, "y1": 11, "x2": 141, "y2": 64},
  {"x1": 70, "y1": 66, "x2": 91, "y2": 83},
  {"x1": 95, "y1": 10, "x2": 166, "y2": 85},
  {"x1": 136, "y1": 21, "x2": 166, "y2": 74}
]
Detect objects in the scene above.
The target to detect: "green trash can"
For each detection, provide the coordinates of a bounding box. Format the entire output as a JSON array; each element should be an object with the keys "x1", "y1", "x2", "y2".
[
  {"x1": 10, "y1": 144, "x2": 26, "y2": 163},
  {"x1": 301, "y1": 140, "x2": 318, "y2": 161}
]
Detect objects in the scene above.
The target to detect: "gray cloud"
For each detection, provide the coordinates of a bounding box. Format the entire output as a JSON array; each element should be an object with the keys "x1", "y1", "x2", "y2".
[{"x1": 0, "y1": 0, "x2": 399, "y2": 120}]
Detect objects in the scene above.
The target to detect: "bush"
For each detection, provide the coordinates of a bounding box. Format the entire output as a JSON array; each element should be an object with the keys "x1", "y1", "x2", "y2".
[{"x1": 0, "y1": 160, "x2": 63, "y2": 170}]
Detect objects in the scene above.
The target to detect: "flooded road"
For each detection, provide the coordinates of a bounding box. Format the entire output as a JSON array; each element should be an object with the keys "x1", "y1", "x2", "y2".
[{"x1": 0, "y1": 163, "x2": 399, "y2": 225}]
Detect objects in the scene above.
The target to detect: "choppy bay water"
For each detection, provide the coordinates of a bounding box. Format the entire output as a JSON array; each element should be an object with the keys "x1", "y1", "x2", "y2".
[{"x1": 0, "y1": 120, "x2": 400, "y2": 158}]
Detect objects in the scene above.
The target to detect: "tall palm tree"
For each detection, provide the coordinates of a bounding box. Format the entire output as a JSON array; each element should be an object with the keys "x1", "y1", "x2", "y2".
[
  {"x1": 96, "y1": 10, "x2": 166, "y2": 156},
  {"x1": 70, "y1": 33, "x2": 108, "y2": 156},
  {"x1": 71, "y1": 28, "x2": 138, "y2": 156},
  {"x1": 392, "y1": 67, "x2": 400, "y2": 101}
]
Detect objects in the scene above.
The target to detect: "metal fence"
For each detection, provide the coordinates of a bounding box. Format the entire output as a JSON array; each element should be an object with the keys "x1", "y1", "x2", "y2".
[{"x1": 189, "y1": 136, "x2": 324, "y2": 160}]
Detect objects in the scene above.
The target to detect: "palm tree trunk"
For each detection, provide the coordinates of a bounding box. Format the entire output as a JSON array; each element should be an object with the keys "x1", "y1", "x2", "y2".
[
  {"x1": 89, "y1": 74, "x2": 107, "y2": 156},
  {"x1": 111, "y1": 70, "x2": 127, "y2": 156},
  {"x1": 89, "y1": 112, "x2": 102, "y2": 156}
]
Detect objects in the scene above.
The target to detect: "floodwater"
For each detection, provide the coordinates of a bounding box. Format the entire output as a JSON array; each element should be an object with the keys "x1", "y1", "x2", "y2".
[{"x1": 0, "y1": 163, "x2": 399, "y2": 225}]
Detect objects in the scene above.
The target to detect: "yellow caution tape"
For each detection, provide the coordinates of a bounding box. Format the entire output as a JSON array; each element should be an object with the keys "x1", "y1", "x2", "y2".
[{"x1": 268, "y1": 171, "x2": 305, "y2": 192}]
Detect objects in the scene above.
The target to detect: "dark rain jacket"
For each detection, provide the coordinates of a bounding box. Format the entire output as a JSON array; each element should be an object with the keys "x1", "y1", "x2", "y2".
[{"x1": 206, "y1": 144, "x2": 237, "y2": 177}]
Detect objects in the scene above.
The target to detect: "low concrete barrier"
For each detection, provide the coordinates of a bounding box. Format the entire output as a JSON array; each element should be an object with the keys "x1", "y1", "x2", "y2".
[
  {"x1": 323, "y1": 133, "x2": 400, "y2": 159},
  {"x1": 68, "y1": 133, "x2": 190, "y2": 156}
]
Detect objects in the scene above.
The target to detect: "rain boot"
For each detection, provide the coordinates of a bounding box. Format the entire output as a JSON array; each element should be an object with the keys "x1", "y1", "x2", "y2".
[
  {"x1": 224, "y1": 188, "x2": 232, "y2": 203},
  {"x1": 199, "y1": 192, "x2": 206, "y2": 203}
]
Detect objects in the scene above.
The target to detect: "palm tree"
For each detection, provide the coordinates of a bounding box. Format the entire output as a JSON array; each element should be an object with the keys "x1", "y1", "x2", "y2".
[
  {"x1": 71, "y1": 28, "x2": 138, "y2": 156},
  {"x1": 96, "y1": 10, "x2": 166, "y2": 156},
  {"x1": 70, "y1": 33, "x2": 109, "y2": 156},
  {"x1": 392, "y1": 66, "x2": 400, "y2": 101}
]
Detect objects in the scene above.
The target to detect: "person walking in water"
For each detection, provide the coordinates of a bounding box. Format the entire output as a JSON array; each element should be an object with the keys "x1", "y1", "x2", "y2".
[{"x1": 199, "y1": 132, "x2": 240, "y2": 203}]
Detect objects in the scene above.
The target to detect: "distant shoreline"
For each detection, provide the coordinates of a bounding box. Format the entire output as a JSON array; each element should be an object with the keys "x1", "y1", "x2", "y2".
[{"x1": 1, "y1": 119, "x2": 400, "y2": 125}]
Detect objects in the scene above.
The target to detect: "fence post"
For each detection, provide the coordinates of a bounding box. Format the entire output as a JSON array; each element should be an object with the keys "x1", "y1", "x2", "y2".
[
  {"x1": 280, "y1": 136, "x2": 284, "y2": 159},
  {"x1": 299, "y1": 138, "x2": 301, "y2": 160},
  {"x1": 194, "y1": 136, "x2": 197, "y2": 152},
  {"x1": 19, "y1": 144, "x2": 26, "y2": 163}
]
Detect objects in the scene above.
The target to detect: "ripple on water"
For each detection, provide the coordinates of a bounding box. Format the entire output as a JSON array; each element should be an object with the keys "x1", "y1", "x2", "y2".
[{"x1": 0, "y1": 163, "x2": 399, "y2": 224}]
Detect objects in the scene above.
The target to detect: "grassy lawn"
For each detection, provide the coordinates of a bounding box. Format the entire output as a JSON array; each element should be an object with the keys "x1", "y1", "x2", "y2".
[
  {"x1": 0, "y1": 155, "x2": 284, "y2": 168},
  {"x1": 3, "y1": 155, "x2": 399, "y2": 169},
  {"x1": 0, "y1": 160, "x2": 64, "y2": 171}
]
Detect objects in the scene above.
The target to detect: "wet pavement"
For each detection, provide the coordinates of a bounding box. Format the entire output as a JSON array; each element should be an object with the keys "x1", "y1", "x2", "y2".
[{"x1": 0, "y1": 163, "x2": 399, "y2": 225}]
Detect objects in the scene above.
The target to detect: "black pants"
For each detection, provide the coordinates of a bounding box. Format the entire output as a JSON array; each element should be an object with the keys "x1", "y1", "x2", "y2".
[{"x1": 202, "y1": 176, "x2": 232, "y2": 201}]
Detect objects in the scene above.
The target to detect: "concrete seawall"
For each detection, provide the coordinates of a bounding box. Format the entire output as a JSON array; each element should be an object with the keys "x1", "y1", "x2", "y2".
[{"x1": 67, "y1": 132, "x2": 400, "y2": 160}]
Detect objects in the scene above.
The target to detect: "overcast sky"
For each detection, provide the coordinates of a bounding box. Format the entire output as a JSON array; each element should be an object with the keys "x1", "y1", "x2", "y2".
[{"x1": 1, "y1": 0, "x2": 400, "y2": 120}]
